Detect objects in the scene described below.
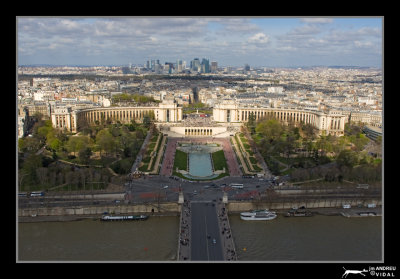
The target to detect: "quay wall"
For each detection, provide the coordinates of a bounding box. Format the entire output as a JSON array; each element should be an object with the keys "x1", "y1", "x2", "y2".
[
  {"x1": 19, "y1": 202, "x2": 181, "y2": 217},
  {"x1": 227, "y1": 198, "x2": 382, "y2": 213},
  {"x1": 18, "y1": 198, "x2": 382, "y2": 217}
]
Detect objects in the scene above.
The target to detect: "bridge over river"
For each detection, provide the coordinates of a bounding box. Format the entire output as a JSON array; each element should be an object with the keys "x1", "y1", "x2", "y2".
[{"x1": 178, "y1": 200, "x2": 237, "y2": 261}]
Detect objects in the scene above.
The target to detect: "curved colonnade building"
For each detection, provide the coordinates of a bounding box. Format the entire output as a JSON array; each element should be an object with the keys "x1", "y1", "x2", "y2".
[
  {"x1": 51, "y1": 100, "x2": 182, "y2": 133},
  {"x1": 213, "y1": 102, "x2": 346, "y2": 136},
  {"x1": 51, "y1": 100, "x2": 346, "y2": 136}
]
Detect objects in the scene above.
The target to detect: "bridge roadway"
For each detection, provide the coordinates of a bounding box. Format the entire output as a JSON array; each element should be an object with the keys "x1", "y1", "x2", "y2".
[{"x1": 178, "y1": 200, "x2": 237, "y2": 261}]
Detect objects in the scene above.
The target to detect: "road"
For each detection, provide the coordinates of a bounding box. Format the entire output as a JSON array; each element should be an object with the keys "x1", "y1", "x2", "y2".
[
  {"x1": 190, "y1": 202, "x2": 224, "y2": 261},
  {"x1": 19, "y1": 173, "x2": 381, "y2": 209}
]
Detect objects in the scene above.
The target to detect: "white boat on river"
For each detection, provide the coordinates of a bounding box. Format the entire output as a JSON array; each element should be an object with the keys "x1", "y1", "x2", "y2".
[{"x1": 240, "y1": 209, "x2": 277, "y2": 221}]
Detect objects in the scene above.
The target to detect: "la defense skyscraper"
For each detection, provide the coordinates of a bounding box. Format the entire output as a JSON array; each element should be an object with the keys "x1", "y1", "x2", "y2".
[
  {"x1": 201, "y1": 58, "x2": 210, "y2": 73},
  {"x1": 190, "y1": 57, "x2": 211, "y2": 73},
  {"x1": 176, "y1": 60, "x2": 185, "y2": 73},
  {"x1": 190, "y1": 58, "x2": 201, "y2": 72},
  {"x1": 211, "y1": 61, "x2": 218, "y2": 73}
]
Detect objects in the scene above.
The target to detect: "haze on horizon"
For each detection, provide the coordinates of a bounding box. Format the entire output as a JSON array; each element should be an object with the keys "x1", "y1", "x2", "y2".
[{"x1": 17, "y1": 17, "x2": 383, "y2": 68}]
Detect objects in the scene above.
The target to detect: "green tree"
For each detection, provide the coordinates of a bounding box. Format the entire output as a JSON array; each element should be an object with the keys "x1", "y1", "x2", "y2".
[
  {"x1": 142, "y1": 116, "x2": 152, "y2": 128},
  {"x1": 301, "y1": 123, "x2": 318, "y2": 141},
  {"x1": 110, "y1": 125, "x2": 122, "y2": 137},
  {"x1": 66, "y1": 136, "x2": 90, "y2": 156},
  {"x1": 316, "y1": 136, "x2": 333, "y2": 156},
  {"x1": 118, "y1": 128, "x2": 134, "y2": 156},
  {"x1": 18, "y1": 136, "x2": 42, "y2": 153},
  {"x1": 96, "y1": 129, "x2": 115, "y2": 156},
  {"x1": 358, "y1": 151, "x2": 373, "y2": 165},
  {"x1": 353, "y1": 133, "x2": 370, "y2": 152},
  {"x1": 48, "y1": 137, "x2": 62, "y2": 152},
  {"x1": 255, "y1": 119, "x2": 284, "y2": 143},
  {"x1": 78, "y1": 147, "x2": 92, "y2": 164},
  {"x1": 337, "y1": 149, "x2": 359, "y2": 169},
  {"x1": 282, "y1": 133, "x2": 298, "y2": 166},
  {"x1": 20, "y1": 154, "x2": 43, "y2": 189},
  {"x1": 246, "y1": 112, "x2": 256, "y2": 134}
]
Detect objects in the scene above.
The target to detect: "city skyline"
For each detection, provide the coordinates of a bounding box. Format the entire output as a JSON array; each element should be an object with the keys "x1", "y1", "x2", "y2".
[{"x1": 17, "y1": 17, "x2": 383, "y2": 68}]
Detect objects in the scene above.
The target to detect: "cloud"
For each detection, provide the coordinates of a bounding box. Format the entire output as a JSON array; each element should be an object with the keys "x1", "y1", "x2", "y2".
[
  {"x1": 214, "y1": 18, "x2": 260, "y2": 35},
  {"x1": 300, "y1": 18, "x2": 334, "y2": 24},
  {"x1": 354, "y1": 40, "x2": 373, "y2": 48},
  {"x1": 288, "y1": 24, "x2": 322, "y2": 36},
  {"x1": 327, "y1": 27, "x2": 381, "y2": 43},
  {"x1": 247, "y1": 32, "x2": 269, "y2": 44},
  {"x1": 17, "y1": 17, "x2": 382, "y2": 67}
]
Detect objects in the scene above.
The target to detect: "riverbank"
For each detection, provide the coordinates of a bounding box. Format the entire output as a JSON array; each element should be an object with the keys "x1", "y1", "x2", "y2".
[
  {"x1": 277, "y1": 207, "x2": 382, "y2": 217},
  {"x1": 18, "y1": 202, "x2": 181, "y2": 219},
  {"x1": 18, "y1": 211, "x2": 180, "y2": 223},
  {"x1": 18, "y1": 215, "x2": 96, "y2": 223},
  {"x1": 18, "y1": 206, "x2": 381, "y2": 223}
]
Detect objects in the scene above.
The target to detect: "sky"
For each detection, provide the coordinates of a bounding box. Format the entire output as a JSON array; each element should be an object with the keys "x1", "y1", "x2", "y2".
[{"x1": 17, "y1": 17, "x2": 383, "y2": 68}]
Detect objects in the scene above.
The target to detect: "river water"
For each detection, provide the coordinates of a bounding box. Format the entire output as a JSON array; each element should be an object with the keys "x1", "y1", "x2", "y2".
[
  {"x1": 18, "y1": 215, "x2": 382, "y2": 262},
  {"x1": 229, "y1": 214, "x2": 382, "y2": 262},
  {"x1": 18, "y1": 216, "x2": 179, "y2": 261}
]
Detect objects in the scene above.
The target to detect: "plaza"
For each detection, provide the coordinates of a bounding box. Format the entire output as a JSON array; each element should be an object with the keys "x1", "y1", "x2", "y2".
[{"x1": 159, "y1": 137, "x2": 242, "y2": 180}]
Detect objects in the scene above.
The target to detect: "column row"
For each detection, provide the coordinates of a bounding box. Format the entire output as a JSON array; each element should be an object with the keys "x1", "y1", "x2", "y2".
[
  {"x1": 184, "y1": 128, "x2": 213, "y2": 136},
  {"x1": 81, "y1": 109, "x2": 153, "y2": 124},
  {"x1": 239, "y1": 109, "x2": 316, "y2": 126}
]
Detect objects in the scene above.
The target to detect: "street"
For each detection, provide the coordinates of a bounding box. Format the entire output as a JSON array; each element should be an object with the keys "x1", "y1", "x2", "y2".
[
  {"x1": 190, "y1": 202, "x2": 224, "y2": 261},
  {"x1": 18, "y1": 173, "x2": 381, "y2": 210}
]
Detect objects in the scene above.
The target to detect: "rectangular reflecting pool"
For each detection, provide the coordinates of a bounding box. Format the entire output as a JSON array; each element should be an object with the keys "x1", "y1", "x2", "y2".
[{"x1": 188, "y1": 152, "x2": 213, "y2": 177}]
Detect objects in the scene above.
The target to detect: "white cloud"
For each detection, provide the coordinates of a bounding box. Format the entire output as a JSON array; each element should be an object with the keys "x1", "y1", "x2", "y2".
[
  {"x1": 214, "y1": 18, "x2": 260, "y2": 35},
  {"x1": 354, "y1": 40, "x2": 374, "y2": 48},
  {"x1": 288, "y1": 24, "x2": 322, "y2": 36},
  {"x1": 17, "y1": 17, "x2": 382, "y2": 67},
  {"x1": 247, "y1": 33, "x2": 269, "y2": 44}
]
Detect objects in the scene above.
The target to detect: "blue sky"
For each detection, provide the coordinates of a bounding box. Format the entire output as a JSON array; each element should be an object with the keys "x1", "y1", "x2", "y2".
[{"x1": 17, "y1": 17, "x2": 382, "y2": 68}]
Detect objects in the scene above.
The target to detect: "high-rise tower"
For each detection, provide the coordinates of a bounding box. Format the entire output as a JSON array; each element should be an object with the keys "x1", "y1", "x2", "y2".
[{"x1": 201, "y1": 58, "x2": 210, "y2": 73}]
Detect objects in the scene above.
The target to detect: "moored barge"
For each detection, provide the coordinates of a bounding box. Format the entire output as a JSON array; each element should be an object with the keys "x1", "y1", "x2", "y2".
[
  {"x1": 101, "y1": 215, "x2": 149, "y2": 221},
  {"x1": 285, "y1": 207, "x2": 313, "y2": 217},
  {"x1": 240, "y1": 209, "x2": 277, "y2": 221}
]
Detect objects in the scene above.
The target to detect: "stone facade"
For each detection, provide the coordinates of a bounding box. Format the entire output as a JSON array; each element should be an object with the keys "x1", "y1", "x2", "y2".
[
  {"x1": 213, "y1": 102, "x2": 346, "y2": 136},
  {"x1": 51, "y1": 100, "x2": 183, "y2": 133},
  {"x1": 51, "y1": 99, "x2": 346, "y2": 136},
  {"x1": 169, "y1": 126, "x2": 227, "y2": 137}
]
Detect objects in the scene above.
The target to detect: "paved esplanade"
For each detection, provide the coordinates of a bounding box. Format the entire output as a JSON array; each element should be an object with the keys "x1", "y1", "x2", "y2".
[{"x1": 190, "y1": 202, "x2": 224, "y2": 261}]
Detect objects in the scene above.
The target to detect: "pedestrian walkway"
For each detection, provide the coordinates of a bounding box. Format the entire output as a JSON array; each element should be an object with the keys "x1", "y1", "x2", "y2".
[
  {"x1": 131, "y1": 128, "x2": 153, "y2": 173},
  {"x1": 160, "y1": 138, "x2": 178, "y2": 176},
  {"x1": 231, "y1": 134, "x2": 255, "y2": 175},
  {"x1": 241, "y1": 129, "x2": 272, "y2": 178},
  {"x1": 148, "y1": 134, "x2": 167, "y2": 174},
  {"x1": 178, "y1": 200, "x2": 191, "y2": 261},
  {"x1": 216, "y1": 202, "x2": 237, "y2": 261}
]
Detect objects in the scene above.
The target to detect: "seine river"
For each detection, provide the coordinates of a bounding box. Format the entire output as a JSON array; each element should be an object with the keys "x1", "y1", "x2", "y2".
[
  {"x1": 229, "y1": 214, "x2": 382, "y2": 261},
  {"x1": 18, "y1": 215, "x2": 381, "y2": 262}
]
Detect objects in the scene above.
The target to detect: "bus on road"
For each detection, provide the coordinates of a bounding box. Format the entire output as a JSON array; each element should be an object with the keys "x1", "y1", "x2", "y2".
[
  {"x1": 30, "y1": 191, "x2": 45, "y2": 197},
  {"x1": 230, "y1": 183, "x2": 244, "y2": 189}
]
